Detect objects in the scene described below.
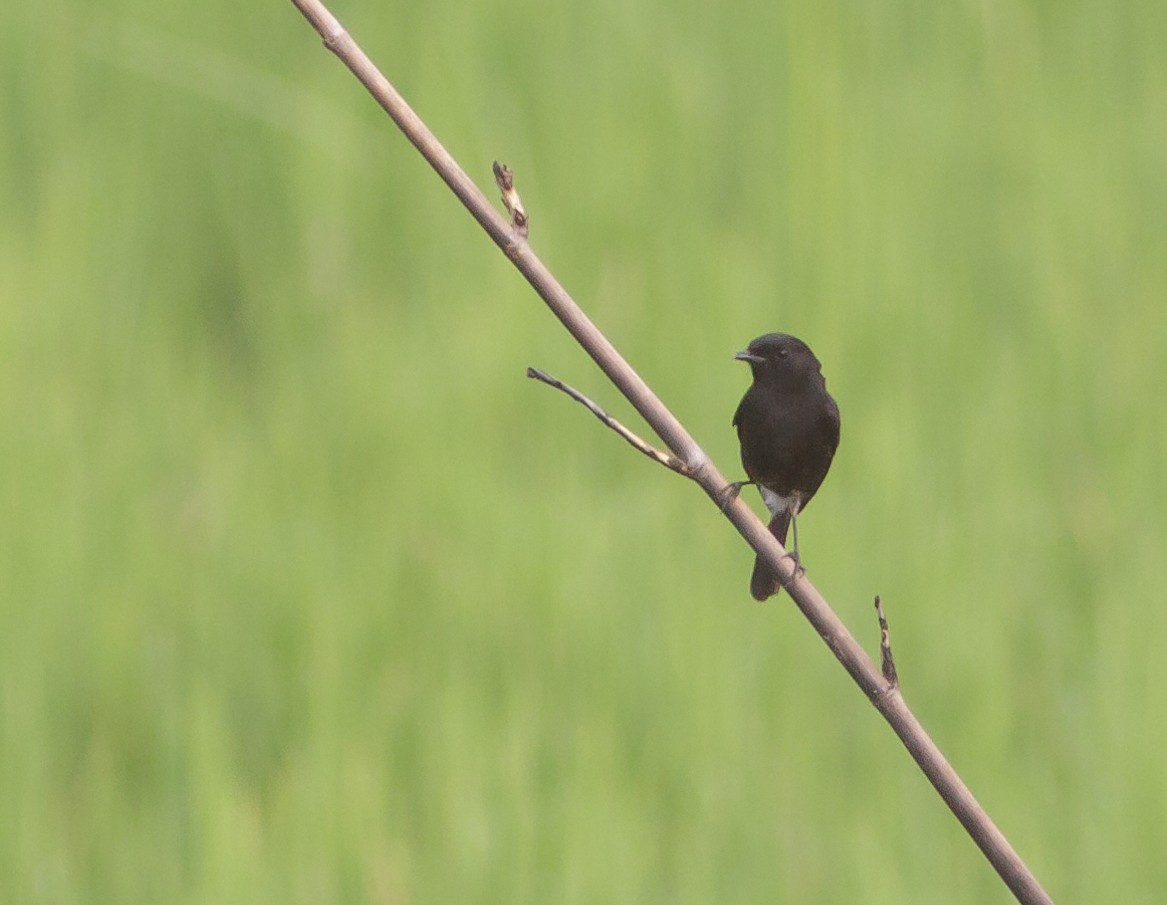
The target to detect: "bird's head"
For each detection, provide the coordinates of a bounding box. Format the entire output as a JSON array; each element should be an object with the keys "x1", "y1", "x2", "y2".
[{"x1": 734, "y1": 333, "x2": 823, "y2": 382}]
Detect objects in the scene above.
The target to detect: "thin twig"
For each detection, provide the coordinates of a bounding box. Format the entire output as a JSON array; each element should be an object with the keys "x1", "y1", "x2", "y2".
[
  {"x1": 527, "y1": 367, "x2": 692, "y2": 476},
  {"x1": 874, "y1": 596, "x2": 899, "y2": 688},
  {"x1": 287, "y1": 5, "x2": 1055, "y2": 904}
]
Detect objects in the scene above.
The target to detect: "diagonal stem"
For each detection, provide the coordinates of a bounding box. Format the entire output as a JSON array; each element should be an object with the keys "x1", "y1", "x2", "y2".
[{"x1": 287, "y1": 4, "x2": 1055, "y2": 903}]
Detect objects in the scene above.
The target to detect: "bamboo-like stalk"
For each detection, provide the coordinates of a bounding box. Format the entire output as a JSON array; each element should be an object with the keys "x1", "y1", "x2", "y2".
[{"x1": 287, "y1": 4, "x2": 1055, "y2": 902}]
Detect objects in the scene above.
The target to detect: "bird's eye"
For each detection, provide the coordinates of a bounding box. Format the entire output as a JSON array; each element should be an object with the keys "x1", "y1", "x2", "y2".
[{"x1": 778, "y1": 348, "x2": 788, "y2": 358}]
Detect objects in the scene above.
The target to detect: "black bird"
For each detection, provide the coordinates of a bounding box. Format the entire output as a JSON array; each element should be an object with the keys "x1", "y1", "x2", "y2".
[{"x1": 731, "y1": 333, "x2": 840, "y2": 600}]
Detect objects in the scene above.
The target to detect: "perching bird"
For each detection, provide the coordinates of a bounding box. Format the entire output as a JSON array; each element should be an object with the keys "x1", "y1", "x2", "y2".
[{"x1": 731, "y1": 333, "x2": 840, "y2": 600}]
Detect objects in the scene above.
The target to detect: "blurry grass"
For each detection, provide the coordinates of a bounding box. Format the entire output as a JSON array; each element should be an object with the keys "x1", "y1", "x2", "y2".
[{"x1": 2, "y1": 0, "x2": 1166, "y2": 902}]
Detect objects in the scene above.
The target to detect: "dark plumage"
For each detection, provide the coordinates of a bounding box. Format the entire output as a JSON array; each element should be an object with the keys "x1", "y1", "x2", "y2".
[{"x1": 733, "y1": 333, "x2": 840, "y2": 600}]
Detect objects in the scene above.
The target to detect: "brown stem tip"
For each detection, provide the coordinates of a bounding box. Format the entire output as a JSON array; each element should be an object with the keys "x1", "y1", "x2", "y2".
[
  {"x1": 874, "y1": 595, "x2": 899, "y2": 688},
  {"x1": 492, "y1": 161, "x2": 529, "y2": 238}
]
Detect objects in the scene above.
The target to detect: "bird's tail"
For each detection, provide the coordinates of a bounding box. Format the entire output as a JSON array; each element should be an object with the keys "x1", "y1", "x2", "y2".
[{"x1": 749, "y1": 510, "x2": 791, "y2": 601}]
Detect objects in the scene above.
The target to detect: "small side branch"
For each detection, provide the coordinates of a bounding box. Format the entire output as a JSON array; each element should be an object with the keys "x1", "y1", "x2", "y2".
[
  {"x1": 527, "y1": 368, "x2": 692, "y2": 477},
  {"x1": 874, "y1": 596, "x2": 899, "y2": 688}
]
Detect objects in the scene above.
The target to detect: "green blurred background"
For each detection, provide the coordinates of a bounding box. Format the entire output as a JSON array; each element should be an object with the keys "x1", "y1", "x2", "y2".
[{"x1": 2, "y1": 0, "x2": 1165, "y2": 901}]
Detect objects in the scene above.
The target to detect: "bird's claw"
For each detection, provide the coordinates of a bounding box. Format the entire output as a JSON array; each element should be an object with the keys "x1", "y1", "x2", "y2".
[
  {"x1": 719, "y1": 480, "x2": 749, "y2": 513},
  {"x1": 779, "y1": 551, "x2": 805, "y2": 584}
]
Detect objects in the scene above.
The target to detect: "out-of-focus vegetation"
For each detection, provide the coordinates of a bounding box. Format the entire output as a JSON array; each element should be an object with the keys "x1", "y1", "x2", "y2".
[{"x1": 2, "y1": 1, "x2": 1165, "y2": 901}]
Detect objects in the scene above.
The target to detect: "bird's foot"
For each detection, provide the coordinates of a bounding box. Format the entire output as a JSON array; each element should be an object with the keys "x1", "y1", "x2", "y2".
[
  {"x1": 779, "y1": 551, "x2": 805, "y2": 584},
  {"x1": 718, "y1": 480, "x2": 753, "y2": 513}
]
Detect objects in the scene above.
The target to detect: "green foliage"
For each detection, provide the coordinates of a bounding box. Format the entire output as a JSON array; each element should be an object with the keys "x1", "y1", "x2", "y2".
[{"x1": 2, "y1": 0, "x2": 1165, "y2": 901}]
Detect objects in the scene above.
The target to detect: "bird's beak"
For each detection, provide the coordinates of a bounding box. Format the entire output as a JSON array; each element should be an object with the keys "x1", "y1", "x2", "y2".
[{"x1": 734, "y1": 350, "x2": 764, "y2": 364}]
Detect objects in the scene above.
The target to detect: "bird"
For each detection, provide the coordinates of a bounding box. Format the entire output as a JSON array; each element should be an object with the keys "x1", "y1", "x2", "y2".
[{"x1": 730, "y1": 333, "x2": 841, "y2": 600}]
